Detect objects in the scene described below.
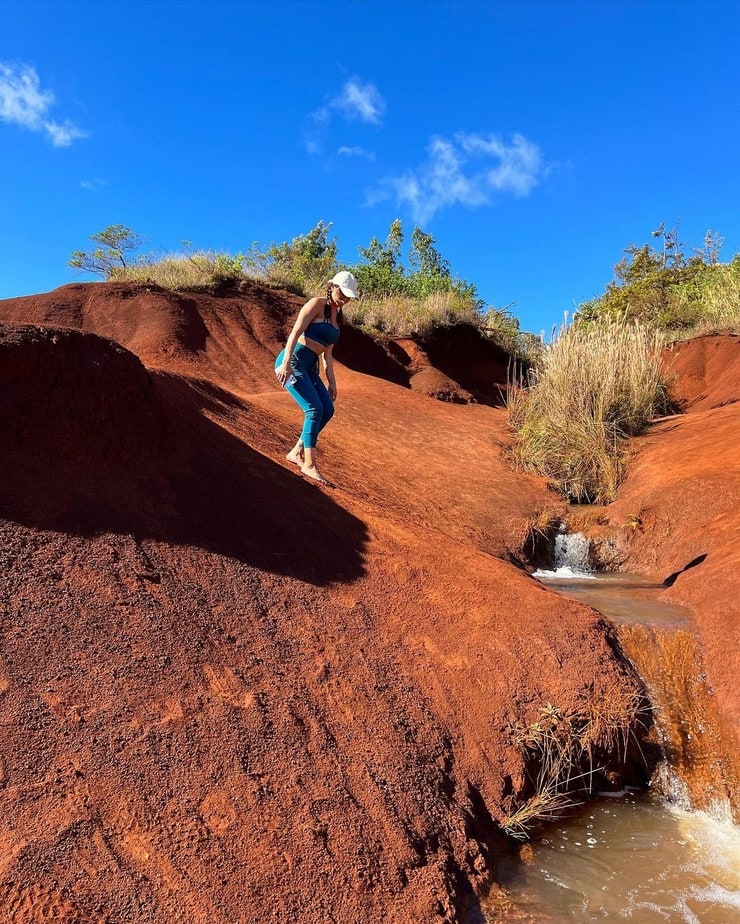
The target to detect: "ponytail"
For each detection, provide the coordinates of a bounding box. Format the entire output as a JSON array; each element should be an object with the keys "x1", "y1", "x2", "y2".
[{"x1": 325, "y1": 285, "x2": 344, "y2": 324}]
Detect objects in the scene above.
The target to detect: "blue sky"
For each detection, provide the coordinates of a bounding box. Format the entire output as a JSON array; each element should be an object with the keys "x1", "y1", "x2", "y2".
[{"x1": 1, "y1": 0, "x2": 738, "y2": 335}]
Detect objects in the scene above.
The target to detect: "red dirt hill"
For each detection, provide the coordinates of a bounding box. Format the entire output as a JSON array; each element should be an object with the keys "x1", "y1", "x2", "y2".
[
  {"x1": 0, "y1": 283, "x2": 656, "y2": 923},
  {"x1": 604, "y1": 333, "x2": 740, "y2": 742}
]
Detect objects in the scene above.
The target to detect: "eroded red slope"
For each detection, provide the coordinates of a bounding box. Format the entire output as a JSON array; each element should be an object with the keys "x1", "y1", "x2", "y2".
[{"x1": 0, "y1": 284, "x2": 645, "y2": 923}]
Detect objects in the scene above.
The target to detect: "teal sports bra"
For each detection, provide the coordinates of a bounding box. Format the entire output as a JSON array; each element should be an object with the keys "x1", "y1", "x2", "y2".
[{"x1": 304, "y1": 319, "x2": 340, "y2": 347}]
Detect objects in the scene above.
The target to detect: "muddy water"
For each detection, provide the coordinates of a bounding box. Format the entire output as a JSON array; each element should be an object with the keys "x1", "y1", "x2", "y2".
[
  {"x1": 482, "y1": 572, "x2": 740, "y2": 923},
  {"x1": 485, "y1": 793, "x2": 740, "y2": 923}
]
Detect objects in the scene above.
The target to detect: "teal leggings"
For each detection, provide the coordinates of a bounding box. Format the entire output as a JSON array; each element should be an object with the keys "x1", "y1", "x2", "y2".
[{"x1": 275, "y1": 345, "x2": 334, "y2": 449}]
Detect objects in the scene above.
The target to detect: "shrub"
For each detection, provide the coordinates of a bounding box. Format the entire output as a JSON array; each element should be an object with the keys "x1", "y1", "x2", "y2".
[
  {"x1": 509, "y1": 317, "x2": 670, "y2": 502},
  {"x1": 347, "y1": 220, "x2": 542, "y2": 350},
  {"x1": 687, "y1": 256, "x2": 740, "y2": 332},
  {"x1": 577, "y1": 225, "x2": 739, "y2": 334},
  {"x1": 344, "y1": 289, "x2": 480, "y2": 338},
  {"x1": 480, "y1": 303, "x2": 545, "y2": 361},
  {"x1": 244, "y1": 220, "x2": 338, "y2": 295},
  {"x1": 351, "y1": 219, "x2": 480, "y2": 304},
  {"x1": 502, "y1": 685, "x2": 647, "y2": 840}
]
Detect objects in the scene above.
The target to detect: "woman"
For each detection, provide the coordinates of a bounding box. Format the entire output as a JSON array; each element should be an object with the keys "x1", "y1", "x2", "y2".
[{"x1": 275, "y1": 270, "x2": 358, "y2": 484}]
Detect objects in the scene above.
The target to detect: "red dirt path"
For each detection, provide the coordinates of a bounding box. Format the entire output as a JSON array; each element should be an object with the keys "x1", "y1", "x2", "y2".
[{"x1": 0, "y1": 283, "x2": 660, "y2": 923}]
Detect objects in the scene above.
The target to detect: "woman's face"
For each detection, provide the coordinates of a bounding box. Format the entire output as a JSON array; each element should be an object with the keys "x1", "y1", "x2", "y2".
[{"x1": 331, "y1": 285, "x2": 351, "y2": 307}]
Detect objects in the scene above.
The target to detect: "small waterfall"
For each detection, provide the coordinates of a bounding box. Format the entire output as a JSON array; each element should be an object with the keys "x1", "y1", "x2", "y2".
[
  {"x1": 533, "y1": 523, "x2": 595, "y2": 578},
  {"x1": 616, "y1": 622, "x2": 739, "y2": 823}
]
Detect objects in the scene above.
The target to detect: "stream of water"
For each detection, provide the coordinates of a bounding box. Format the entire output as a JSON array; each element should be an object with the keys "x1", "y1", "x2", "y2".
[{"x1": 483, "y1": 532, "x2": 740, "y2": 923}]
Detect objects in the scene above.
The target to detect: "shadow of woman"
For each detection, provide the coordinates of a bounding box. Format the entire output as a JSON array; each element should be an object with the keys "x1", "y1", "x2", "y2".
[{"x1": 0, "y1": 326, "x2": 367, "y2": 586}]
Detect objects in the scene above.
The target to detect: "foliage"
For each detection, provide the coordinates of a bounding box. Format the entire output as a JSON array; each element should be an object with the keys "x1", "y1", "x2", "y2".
[
  {"x1": 480, "y1": 303, "x2": 543, "y2": 361},
  {"x1": 351, "y1": 218, "x2": 480, "y2": 305},
  {"x1": 344, "y1": 218, "x2": 526, "y2": 343},
  {"x1": 66, "y1": 219, "x2": 544, "y2": 359},
  {"x1": 508, "y1": 317, "x2": 670, "y2": 502},
  {"x1": 352, "y1": 219, "x2": 407, "y2": 296},
  {"x1": 577, "y1": 224, "x2": 739, "y2": 333},
  {"x1": 244, "y1": 220, "x2": 338, "y2": 295},
  {"x1": 69, "y1": 224, "x2": 145, "y2": 279}
]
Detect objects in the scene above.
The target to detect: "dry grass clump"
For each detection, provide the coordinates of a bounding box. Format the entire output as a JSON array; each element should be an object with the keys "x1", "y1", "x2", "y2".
[
  {"x1": 502, "y1": 685, "x2": 647, "y2": 840},
  {"x1": 343, "y1": 290, "x2": 480, "y2": 338},
  {"x1": 113, "y1": 250, "x2": 246, "y2": 289},
  {"x1": 242, "y1": 259, "x2": 330, "y2": 298},
  {"x1": 508, "y1": 317, "x2": 670, "y2": 502},
  {"x1": 501, "y1": 767, "x2": 580, "y2": 840}
]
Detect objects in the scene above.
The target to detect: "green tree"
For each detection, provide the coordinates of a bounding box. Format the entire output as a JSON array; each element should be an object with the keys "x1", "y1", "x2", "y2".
[
  {"x1": 409, "y1": 227, "x2": 450, "y2": 279},
  {"x1": 352, "y1": 218, "x2": 483, "y2": 309},
  {"x1": 69, "y1": 224, "x2": 145, "y2": 278},
  {"x1": 245, "y1": 220, "x2": 338, "y2": 294},
  {"x1": 353, "y1": 219, "x2": 406, "y2": 296}
]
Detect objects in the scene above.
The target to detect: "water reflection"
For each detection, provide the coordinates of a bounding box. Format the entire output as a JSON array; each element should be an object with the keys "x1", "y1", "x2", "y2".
[{"x1": 536, "y1": 572, "x2": 693, "y2": 628}]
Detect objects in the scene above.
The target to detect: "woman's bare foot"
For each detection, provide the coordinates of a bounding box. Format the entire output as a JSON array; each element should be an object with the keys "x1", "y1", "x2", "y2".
[
  {"x1": 285, "y1": 445, "x2": 304, "y2": 466},
  {"x1": 300, "y1": 464, "x2": 328, "y2": 485}
]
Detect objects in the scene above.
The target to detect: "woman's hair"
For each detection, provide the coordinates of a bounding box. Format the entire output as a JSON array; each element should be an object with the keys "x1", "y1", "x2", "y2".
[{"x1": 325, "y1": 284, "x2": 344, "y2": 324}]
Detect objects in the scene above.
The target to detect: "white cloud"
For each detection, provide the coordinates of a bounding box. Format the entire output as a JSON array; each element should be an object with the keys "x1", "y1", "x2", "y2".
[
  {"x1": 44, "y1": 119, "x2": 88, "y2": 147},
  {"x1": 337, "y1": 145, "x2": 375, "y2": 161},
  {"x1": 369, "y1": 132, "x2": 546, "y2": 224},
  {"x1": 334, "y1": 79, "x2": 385, "y2": 125},
  {"x1": 0, "y1": 62, "x2": 53, "y2": 126},
  {"x1": 305, "y1": 77, "x2": 385, "y2": 156},
  {"x1": 0, "y1": 61, "x2": 87, "y2": 146}
]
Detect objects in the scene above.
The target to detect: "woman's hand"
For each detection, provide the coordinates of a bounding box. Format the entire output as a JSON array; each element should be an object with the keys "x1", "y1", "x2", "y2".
[
  {"x1": 328, "y1": 381, "x2": 337, "y2": 400},
  {"x1": 275, "y1": 362, "x2": 291, "y2": 385}
]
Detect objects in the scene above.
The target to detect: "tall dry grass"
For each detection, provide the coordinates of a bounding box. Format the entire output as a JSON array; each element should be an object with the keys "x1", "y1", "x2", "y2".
[
  {"x1": 343, "y1": 290, "x2": 480, "y2": 338},
  {"x1": 112, "y1": 250, "x2": 246, "y2": 289},
  {"x1": 509, "y1": 318, "x2": 669, "y2": 502}
]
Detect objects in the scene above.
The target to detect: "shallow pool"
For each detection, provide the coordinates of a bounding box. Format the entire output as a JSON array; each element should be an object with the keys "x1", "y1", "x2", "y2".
[{"x1": 485, "y1": 792, "x2": 740, "y2": 923}]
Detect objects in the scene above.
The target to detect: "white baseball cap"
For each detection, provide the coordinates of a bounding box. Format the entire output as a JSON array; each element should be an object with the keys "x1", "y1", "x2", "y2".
[{"x1": 330, "y1": 270, "x2": 359, "y2": 299}]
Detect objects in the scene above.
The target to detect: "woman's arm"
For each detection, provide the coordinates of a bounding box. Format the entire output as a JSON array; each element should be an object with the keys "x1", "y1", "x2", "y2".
[
  {"x1": 323, "y1": 345, "x2": 337, "y2": 400},
  {"x1": 276, "y1": 297, "x2": 322, "y2": 383}
]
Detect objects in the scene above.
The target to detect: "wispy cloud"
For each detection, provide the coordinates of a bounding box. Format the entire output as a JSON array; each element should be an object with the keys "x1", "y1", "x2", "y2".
[
  {"x1": 337, "y1": 145, "x2": 375, "y2": 161},
  {"x1": 305, "y1": 77, "x2": 385, "y2": 157},
  {"x1": 0, "y1": 61, "x2": 87, "y2": 147},
  {"x1": 368, "y1": 132, "x2": 546, "y2": 224},
  {"x1": 80, "y1": 177, "x2": 108, "y2": 191}
]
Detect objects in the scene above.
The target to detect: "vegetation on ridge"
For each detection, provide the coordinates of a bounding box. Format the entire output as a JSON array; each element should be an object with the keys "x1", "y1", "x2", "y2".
[
  {"x1": 577, "y1": 223, "x2": 740, "y2": 335},
  {"x1": 68, "y1": 221, "x2": 532, "y2": 353},
  {"x1": 68, "y1": 221, "x2": 737, "y2": 504}
]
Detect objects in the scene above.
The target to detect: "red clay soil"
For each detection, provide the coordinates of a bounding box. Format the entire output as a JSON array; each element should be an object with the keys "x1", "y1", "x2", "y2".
[
  {"x1": 0, "y1": 283, "x2": 648, "y2": 923},
  {"x1": 603, "y1": 334, "x2": 740, "y2": 742}
]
